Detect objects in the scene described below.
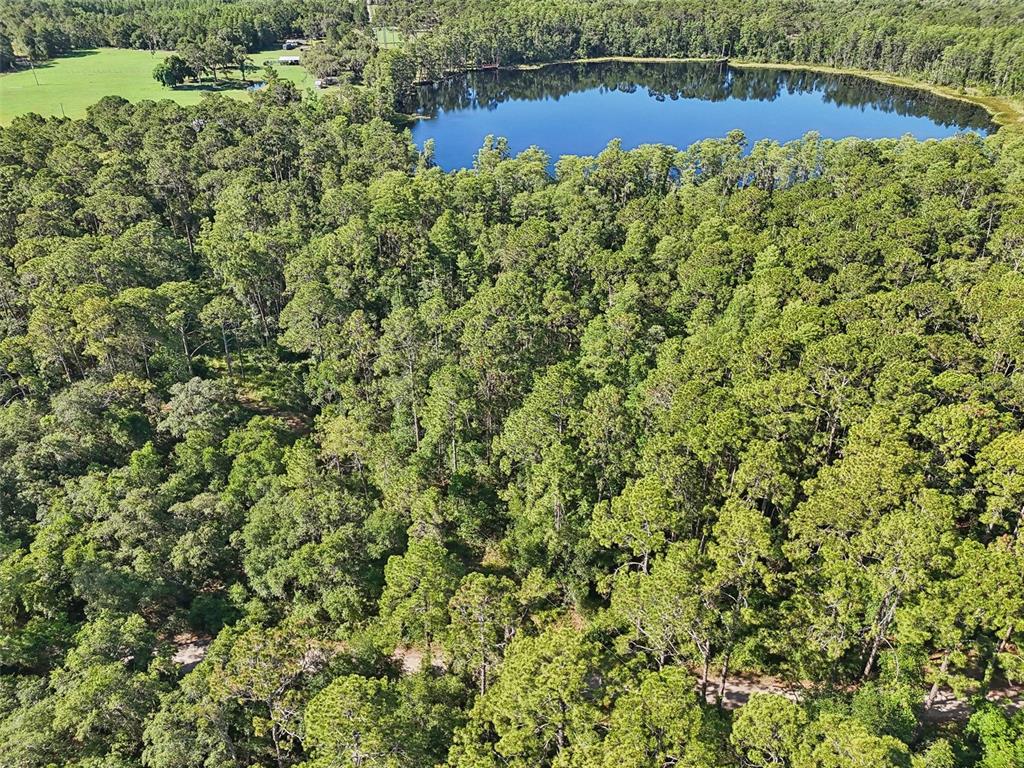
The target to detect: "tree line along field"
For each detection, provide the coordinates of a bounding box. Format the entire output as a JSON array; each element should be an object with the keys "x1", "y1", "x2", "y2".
[{"x1": 0, "y1": 48, "x2": 313, "y2": 123}]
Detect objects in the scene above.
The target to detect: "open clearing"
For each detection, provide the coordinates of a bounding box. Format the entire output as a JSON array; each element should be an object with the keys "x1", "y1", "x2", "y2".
[
  {"x1": 375, "y1": 27, "x2": 404, "y2": 49},
  {"x1": 1, "y1": 48, "x2": 314, "y2": 124}
]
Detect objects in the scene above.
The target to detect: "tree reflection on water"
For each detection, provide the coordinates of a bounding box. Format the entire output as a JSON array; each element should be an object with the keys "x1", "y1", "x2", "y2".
[{"x1": 406, "y1": 60, "x2": 993, "y2": 132}]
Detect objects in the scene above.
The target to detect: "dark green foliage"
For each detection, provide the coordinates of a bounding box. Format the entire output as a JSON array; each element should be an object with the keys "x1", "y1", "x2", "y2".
[
  {"x1": 0, "y1": 0, "x2": 306, "y2": 61},
  {"x1": 382, "y1": 0, "x2": 1024, "y2": 95},
  {"x1": 152, "y1": 55, "x2": 192, "y2": 88},
  {"x1": 1, "y1": 12, "x2": 1024, "y2": 765}
]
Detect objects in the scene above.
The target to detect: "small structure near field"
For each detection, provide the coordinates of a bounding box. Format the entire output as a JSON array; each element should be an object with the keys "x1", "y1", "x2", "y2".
[
  {"x1": 278, "y1": 56, "x2": 301, "y2": 65},
  {"x1": 282, "y1": 39, "x2": 306, "y2": 50}
]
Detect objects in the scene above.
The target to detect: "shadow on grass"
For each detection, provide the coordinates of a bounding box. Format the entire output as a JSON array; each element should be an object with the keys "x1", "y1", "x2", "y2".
[
  {"x1": 172, "y1": 79, "x2": 252, "y2": 93},
  {"x1": 31, "y1": 49, "x2": 102, "y2": 69}
]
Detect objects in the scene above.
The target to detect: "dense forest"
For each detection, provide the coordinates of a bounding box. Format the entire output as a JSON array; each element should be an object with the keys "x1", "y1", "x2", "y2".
[
  {"x1": 381, "y1": 0, "x2": 1024, "y2": 95},
  {"x1": 0, "y1": 0, "x2": 307, "y2": 66},
  {"x1": 3, "y1": 0, "x2": 1024, "y2": 767},
  {"x1": 3, "y1": 75, "x2": 1024, "y2": 768}
]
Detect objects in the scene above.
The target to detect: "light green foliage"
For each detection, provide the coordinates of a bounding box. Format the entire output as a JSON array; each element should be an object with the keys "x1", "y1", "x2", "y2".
[
  {"x1": 912, "y1": 740, "x2": 955, "y2": 768},
  {"x1": 241, "y1": 439, "x2": 376, "y2": 624},
  {"x1": 966, "y1": 706, "x2": 1024, "y2": 768},
  {"x1": 592, "y1": 474, "x2": 681, "y2": 569},
  {"x1": 378, "y1": 534, "x2": 461, "y2": 651},
  {"x1": 444, "y1": 573, "x2": 518, "y2": 693},
  {"x1": 303, "y1": 675, "x2": 406, "y2": 767},
  {"x1": 153, "y1": 55, "x2": 192, "y2": 87},
  {"x1": 598, "y1": 666, "x2": 725, "y2": 768},
  {"x1": 731, "y1": 694, "x2": 807, "y2": 767},
  {"x1": 303, "y1": 670, "x2": 462, "y2": 768},
  {"x1": 449, "y1": 626, "x2": 603, "y2": 767},
  {"x1": 798, "y1": 712, "x2": 911, "y2": 768}
]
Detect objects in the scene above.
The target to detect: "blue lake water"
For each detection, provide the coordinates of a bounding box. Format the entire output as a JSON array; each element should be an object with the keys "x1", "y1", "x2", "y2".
[{"x1": 407, "y1": 61, "x2": 995, "y2": 170}]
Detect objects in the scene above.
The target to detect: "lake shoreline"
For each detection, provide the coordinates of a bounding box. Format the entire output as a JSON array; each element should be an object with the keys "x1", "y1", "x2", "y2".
[{"x1": 423, "y1": 55, "x2": 1022, "y2": 130}]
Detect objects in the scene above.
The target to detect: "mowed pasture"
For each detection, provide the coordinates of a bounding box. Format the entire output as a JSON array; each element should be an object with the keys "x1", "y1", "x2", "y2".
[{"x1": 0, "y1": 48, "x2": 314, "y2": 123}]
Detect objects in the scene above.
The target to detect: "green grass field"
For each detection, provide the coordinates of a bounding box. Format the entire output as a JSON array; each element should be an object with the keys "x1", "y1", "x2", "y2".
[
  {"x1": 375, "y1": 27, "x2": 404, "y2": 50},
  {"x1": 0, "y1": 48, "x2": 315, "y2": 124}
]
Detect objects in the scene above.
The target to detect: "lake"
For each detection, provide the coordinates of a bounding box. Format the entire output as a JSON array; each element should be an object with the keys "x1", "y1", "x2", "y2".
[{"x1": 407, "y1": 61, "x2": 995, "y2": 170}]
